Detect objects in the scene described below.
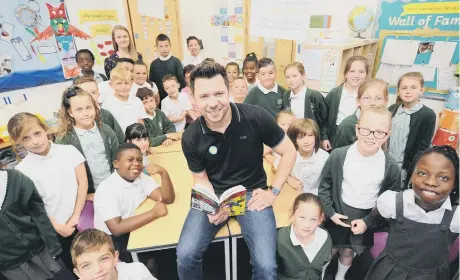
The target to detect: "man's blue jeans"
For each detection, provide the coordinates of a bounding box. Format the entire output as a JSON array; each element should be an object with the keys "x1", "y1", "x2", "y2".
[{"x1": 176, "y1": 192, "x2": 277, "y2": 280}]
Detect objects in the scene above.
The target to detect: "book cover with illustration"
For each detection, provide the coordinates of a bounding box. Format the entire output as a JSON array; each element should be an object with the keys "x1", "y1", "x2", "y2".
[{"x1": 191, "y1": 184, "x2": 246, "y2": 216}]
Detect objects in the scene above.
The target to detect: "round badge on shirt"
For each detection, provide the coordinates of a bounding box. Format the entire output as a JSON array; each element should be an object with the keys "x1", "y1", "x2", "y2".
[{"x1": 209, "y1": 146, "x2": 218, "y2": 155}]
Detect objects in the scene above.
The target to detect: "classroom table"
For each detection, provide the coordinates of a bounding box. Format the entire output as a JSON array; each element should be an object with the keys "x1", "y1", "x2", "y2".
[
  {"x1": 227, "y1": 159, "x2": 299, "y2": 280},
  {"x1": 127, "y1": 150, "x2": 232, "y2": 280},
  {"x1": 150, "y1": 140, "x2": 182, "y2": 154}
]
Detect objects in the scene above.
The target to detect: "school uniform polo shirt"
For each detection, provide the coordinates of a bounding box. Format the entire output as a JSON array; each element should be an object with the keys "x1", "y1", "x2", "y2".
[
  {"x1": 74, "y1": 124, "x2": 111, "y2": 188},
  {"x1": 94, "y1": 171, "x2": 159, "y2": 235},
  {"x1": 78, "y1": 71, "x2": 106, "y2": 83},
  {"x1": 182, "y1": 103, "x2": 285, "y2": 196},
  {"x1": 275, "y1": 149, "x2": 329, "y2": 195},
  {"x1": 97, "y1": 81, "x2": 113, "y2": 104},
  {"x1": 289, "y1": 86, "x2": 307, "y2": 119},
  {"x1": 116, "y1": 262, "x2": 157, "y2": 280},
  {"x1": 102, "y1": 95, "x2": 149, "y2": 133},
  {"x1": 15, "y1": 143, "x2": 85, "y2": 224},
  {"x1": 290, "y1": 224, "x2": 328, "y2": 262},
  {"x1": 378, "y1": 189, "x2": 459, "y2": 233},
  {"x1": 341, "y1": 143, "x2": 385, "y2": 209},
  {"x1": 336, "y1": 87, "x2": 357, "y2": 125},
  {"x1": 161, "y1": 92, "x2": 192, "y2": 132}
]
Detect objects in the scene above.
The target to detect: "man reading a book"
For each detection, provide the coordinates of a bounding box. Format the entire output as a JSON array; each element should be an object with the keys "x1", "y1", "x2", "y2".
[{"x1": 177, "y1": 62, "x2": 296, "y2": 280}]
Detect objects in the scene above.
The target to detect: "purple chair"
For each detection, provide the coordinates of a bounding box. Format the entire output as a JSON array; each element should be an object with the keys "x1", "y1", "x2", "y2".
[{"x1": 77, "y1": 201, "x2": 94, "y2": 232}]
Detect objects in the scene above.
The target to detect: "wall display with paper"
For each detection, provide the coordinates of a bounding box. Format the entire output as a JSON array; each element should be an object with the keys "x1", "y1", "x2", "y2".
[{"x1": 373, "y1": 0, "x2": 459, "y2": 100}]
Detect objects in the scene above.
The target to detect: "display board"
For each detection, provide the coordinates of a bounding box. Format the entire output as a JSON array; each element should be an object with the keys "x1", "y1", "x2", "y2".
[
  {"x1": 373, "y1": 0, "x2": 459, "y2": 100},
  {"x1": 0, "y1": 0, "x2": 128, "y2": 92},
  {"x1": 65, "y1": 0, "x2": 130, "y2": 75},
  {"x1": 128, "y1": 0, "x2": 183, "y2": 67}
]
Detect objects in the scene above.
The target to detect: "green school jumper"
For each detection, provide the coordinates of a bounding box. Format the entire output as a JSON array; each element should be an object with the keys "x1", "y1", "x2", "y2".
[
  {"x1": 244, "y1": 85, "x2": 286, "y2": 118},
  {"x1": 283, "y1": 88, "x2": 328, "y2": 140},
  {"x1": 55, "y1": 124, "x2": 119, "y2": 194},
  {"x1": 277, "y1": 225, "x2": 333, "y2": 280},
  {"x1": 332, "y1": 110, "x2": 359, "y2": 149},
  {"x1": 324, "y1": 85, "x2": 343, "y2": 143},
  {"x1": 144, "y1": 108, "x2": 177, "y2": 147}
]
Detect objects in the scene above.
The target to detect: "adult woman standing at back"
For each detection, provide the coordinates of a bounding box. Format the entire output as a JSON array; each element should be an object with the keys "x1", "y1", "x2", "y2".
[{"x1": 104, "y1": 25, "x2": 143, "y2": 79}]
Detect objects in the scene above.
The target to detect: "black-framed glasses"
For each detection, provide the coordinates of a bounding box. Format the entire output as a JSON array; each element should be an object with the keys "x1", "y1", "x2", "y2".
[{"x1": 357, "y1": 127, "x2": 388, "y2": 139}]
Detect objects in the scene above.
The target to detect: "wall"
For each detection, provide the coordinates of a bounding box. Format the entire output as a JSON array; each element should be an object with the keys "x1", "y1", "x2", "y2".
[{"x1": 0, "y1": 0, "x2": 446, "y2": 128}]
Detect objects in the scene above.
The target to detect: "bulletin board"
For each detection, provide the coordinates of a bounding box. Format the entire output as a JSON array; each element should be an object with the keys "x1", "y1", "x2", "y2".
[
  {"x1": 65, "y1": 0, "x2": 130, "y2": 75},
  {"x1": 373, "y1": 0, "x2": 459, "y2": 100},
  {"x1": 127, "y1": 0, "x2": 183, "y2": 67},
  {"x1": 0, "y1": 0, "x2": 128, "y2": 93}
]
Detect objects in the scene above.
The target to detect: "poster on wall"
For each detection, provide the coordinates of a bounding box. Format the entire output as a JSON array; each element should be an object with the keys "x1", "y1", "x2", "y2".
[
  {"x1": 0, "y1": 0, "x2": 91, "y2": 92},
  {"x1": 373, "y1": 0, "x2": 459, "y2": 100},
  {"x1": 65, "y1": 0, "x2": 129, "y2": 76}
]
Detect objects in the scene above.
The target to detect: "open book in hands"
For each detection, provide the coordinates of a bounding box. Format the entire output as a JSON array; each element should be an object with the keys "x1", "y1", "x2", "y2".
[{"x1": 191, "y1": 185, "x2": 247, "y2": 216}]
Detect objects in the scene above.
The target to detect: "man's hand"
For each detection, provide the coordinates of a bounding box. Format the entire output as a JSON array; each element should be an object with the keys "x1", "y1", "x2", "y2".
[
  {"x1": 207, "y1": 210, "x2": 229, "y2": 226},
  {"x1": 247, "y1": 188, "x2": 276, "y2": 211},
  {"x1": 287, "y1": 177, "x2": 302, "y2": 191}
]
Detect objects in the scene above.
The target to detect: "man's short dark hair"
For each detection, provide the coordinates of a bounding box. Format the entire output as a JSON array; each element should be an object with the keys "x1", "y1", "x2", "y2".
[
  {"x1": 115, "y1": 143, "x2": 141, "y2": 160},
  {"x1": 75, "y1": 49, "x2": 95, "y2": 62},
  {"x1": 116, "y1": 57, "x2": 135, "y2": 65},
  {"x1": 190, "y1": 62, "x2": 229, "y2": 94},
  {"x1": 156, "y1": 34, "x2": 170, "y2": 45}
]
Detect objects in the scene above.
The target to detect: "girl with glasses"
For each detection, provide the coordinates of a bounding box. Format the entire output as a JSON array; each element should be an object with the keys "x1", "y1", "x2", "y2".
[
  {"x1": 333, "y1": 79, "x2": 389, "y2": 149},
  {"x1": 318, "y1": 106, "x2": 401, "y2": 280}
]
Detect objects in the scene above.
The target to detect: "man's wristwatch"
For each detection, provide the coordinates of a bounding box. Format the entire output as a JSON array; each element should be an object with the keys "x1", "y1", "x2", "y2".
[{"x1": 268, "y1": 185, "x2": 281, "y2": 196}]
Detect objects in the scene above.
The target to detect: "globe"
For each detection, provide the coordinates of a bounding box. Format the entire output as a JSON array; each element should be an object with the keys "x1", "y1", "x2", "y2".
[{"x1": 348, "y1": 6, "x2": 374, "y2": 39}]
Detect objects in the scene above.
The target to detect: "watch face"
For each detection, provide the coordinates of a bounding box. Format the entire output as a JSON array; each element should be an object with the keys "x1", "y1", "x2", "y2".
[{"x1": 272, "y1": 187, "x2": 280, "y2": 195}]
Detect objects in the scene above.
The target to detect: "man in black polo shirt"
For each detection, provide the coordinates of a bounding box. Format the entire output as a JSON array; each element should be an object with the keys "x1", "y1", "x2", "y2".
[{"x1": 176, "y1": 62, "x2": 296, "y2": 280}]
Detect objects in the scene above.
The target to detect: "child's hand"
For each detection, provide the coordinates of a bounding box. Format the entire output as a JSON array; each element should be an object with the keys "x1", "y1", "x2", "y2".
[
  {"x1": 180, "y1": 111, "x2": 187, "y2": 120},
  {"x1": 146, "y1": 163, "x2": 166, "y2": 176},
  {"x1": 151, "y1": 201, "x2": 168, "y2": 218},
  {"x1": 58, "y1": 224, "x2": 76, "y2": 237},
  {"x1": 351, "y1": 219, "x2": 367, "y2": 235},
  {"x1": 322, "y1": 140, "x2": 332, "y2": 151},
  {"x1": 66, "y1": 214, "x2": 80, "y2": 228},
  {"x1": 162, "y1": 139, "x2": 173, "y2": 146},
  {"x1": 167, "y1": 133, "x2": 181, "y2": 140},
  {"x1": 287, "y1": 177, "x2": 303, "y2": 191},
  {"x1": 331, "y1": 213, "x2": 350, "y2": 228}
]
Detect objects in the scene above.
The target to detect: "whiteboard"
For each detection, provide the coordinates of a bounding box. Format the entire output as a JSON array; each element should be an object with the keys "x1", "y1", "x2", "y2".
[{"x1": 65, "y1": 0, "x2": 129, "y2": 75}]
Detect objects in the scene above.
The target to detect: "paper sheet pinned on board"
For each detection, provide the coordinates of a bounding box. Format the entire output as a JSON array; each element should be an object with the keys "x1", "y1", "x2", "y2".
[
  {"x1": 381, "y1": 39, "x2": 419, "y2": 66},
  {"x1": 377, "y1": 64, "x2": 436, "y2": 85},
  {"x1": 320, "y1": 49, "x2": 339, "y2": 92},
  {"x1": 375, "y1": 63, "x2": 393, "y2": 83},
  {"x1": 137, "y1": 0, "x2": 164, "y2": 19},
  {"x1": 249, "y1": 0, "x2": 310, "y2": 41},
  {"x1": 437, "y1": 66, "x2": 458, "y2": 90},
  {"x1": 428, "y1": 41, "x2": 457, "y2": 67},
  {"x1": 302, "y1": 49, "x2": 323, "y2": 81},
  {"x1": 11, "y1": 37, "x2": 32, "y2": 61}
]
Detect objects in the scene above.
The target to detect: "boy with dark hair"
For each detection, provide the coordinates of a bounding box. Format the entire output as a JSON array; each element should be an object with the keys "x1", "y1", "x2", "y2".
[
  {"x1": 136, "y1": 87, "x2": 180, "y2": 147},
  {"x1": 71, "y1": 229, "x2": 156, "y2": 280},
  {"x1": 76, "y1": 49, "x2": 107, "y2": 83},
  {"x1": 244, "y1": 57, "x2": 286, "y2": 117},
  {"x1": 93, "y1": 143, "x2": 175, "y2": 262},
  {"x1": 149, "y1": 34, "x2": 186, "y2": 101}
]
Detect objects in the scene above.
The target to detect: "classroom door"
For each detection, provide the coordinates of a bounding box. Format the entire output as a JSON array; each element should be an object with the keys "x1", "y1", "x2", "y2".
[{"x1": 274, "y1": 39, "x2": 295, "y2": 88}]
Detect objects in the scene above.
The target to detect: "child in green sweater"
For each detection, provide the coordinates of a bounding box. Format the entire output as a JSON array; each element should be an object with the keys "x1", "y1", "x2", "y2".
[
  {"x1": 244, "y1": 57, "x2": 285, "y2": 117},
  {"x1": 277, "y1": 193, "x2": 332, "y2": 280},
  {"x1": 136, "y1": 87, "x2": 180, "y2": 147},
  {"x1": 333, "y1": 79, "x2": 389, "y2": 149}
]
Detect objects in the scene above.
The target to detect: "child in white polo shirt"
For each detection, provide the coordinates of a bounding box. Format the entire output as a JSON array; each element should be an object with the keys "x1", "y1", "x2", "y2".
[
  {"x1": 8, "y1": 112, "x2": 88, "y2": 272},
  {"x1": 71, "y1": 229, "x2": 156, "y2": 280},
  {"x1": 93, "y1": 143, "x2": 175, "y2": 262},
  {"x1": 161, "y1": 74, "x2": 194, "y2": 132},
  {"x1": 101, "y1": 67, "x2": 149, "y2": 133},
  {"x1": 318, "y1": 106, "x2": 401, "y2": 280},
  {"x1": 275, "y1": 119, "x2": 329, "y2": 195}
]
